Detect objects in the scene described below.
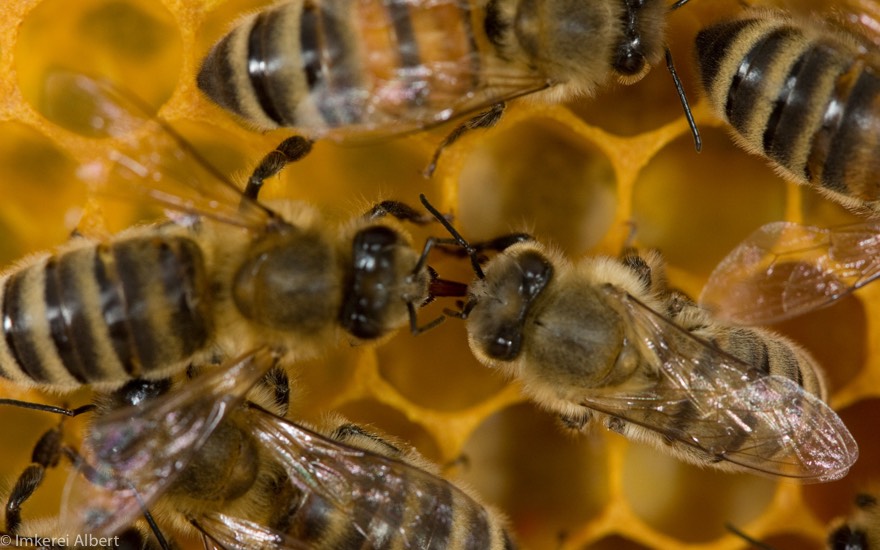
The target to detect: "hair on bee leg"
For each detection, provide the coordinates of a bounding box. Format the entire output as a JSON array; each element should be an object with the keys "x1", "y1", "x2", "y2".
[
  {"x1": 243, "y1": 135, "x2": 314, "y2": 201},
  {"x1": 423, "y1": 102, "x2": 507, "y2": 178},
  {"x1": 365, "y1": 200, "x2": 435, "y2": 224}
]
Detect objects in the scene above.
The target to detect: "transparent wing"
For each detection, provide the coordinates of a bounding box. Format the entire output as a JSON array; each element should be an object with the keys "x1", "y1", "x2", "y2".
[
  {"x1": 59, "y1": 349, "x2": 278, "y2": 536},
  {"x1": 44, "y1": 71, "x2": 273, "y2": 229},
  {"x1": 833, "y1": 0, "x2": 880, "y2": 51},
  {"x1": 238, "y1": 408, "x2": 493, "y2": 548},
  {"x1": 195, "y1": 514, "x2": 313, "y2": 550},
  {"x1": 581, "y1": 286, "x2": 858, "y2": 482},
  {"x1": 699, "y1": 221, "x2": 880, "y2": 325},
  {"x1": 313, "y1": 0, "x2": 550, "y2": 140}
]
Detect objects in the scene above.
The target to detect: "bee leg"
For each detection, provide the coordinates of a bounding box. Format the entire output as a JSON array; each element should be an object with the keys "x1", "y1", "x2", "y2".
[
  {"x1": 620, "y1": 249, "x2": 654, "y2": 292},
  {"x1": 422, "y1": 102, "x2": 506, "y2": 178},
  {"x1": 604, "y1": 416, "x2": 627, "y2": 435},
  {"x1": 5, "y1": 424, "x2": 63, "y2": 534},
  {"x1": 558, "y1": 411, "x2": 591, "y2": 432},
  {"x1": 418, "y1": 194, "x2": 488, "y2": 280},
  {"x1": 258, "y1": 365, "x2": 290, "y2": 417},
  {"x1": 365, "y1": 200, "x2": 436, "y2": 225},
  {"x1": 330, "y1": 422, "x2": 403, "y2": 458},
  {"x1": 662, "y1": 288, "x2": 697, "y2": 320},
  {"x1": 242, "y1": 136, "x2": 314, "y2": 201}
]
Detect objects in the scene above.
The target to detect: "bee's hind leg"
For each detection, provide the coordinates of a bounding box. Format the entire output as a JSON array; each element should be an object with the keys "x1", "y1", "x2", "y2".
[
  {"x1": 243, "y1": 136, "x2": 314, "y2": 201},
  {"x1": 4, "y1": 424, "x2": 64, "y2": 534},
  {"x1": 422, "y1": 102, "x2": 506, "y2": 178}
]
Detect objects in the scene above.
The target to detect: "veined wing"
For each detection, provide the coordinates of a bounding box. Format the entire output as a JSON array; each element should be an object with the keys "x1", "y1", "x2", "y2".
[
  {"x1": 581, "y1": 285, "x2": 858, "y2": 482},
  {"x1": 700, "y1": 221, "x2": 880, "y2": 324},
  {"x1": 224, "y1": 407, "x2": 498, "y2": 548},
  {"x1": 194, "y1": 514, "x2": 313, "y2": 550},
  {"x1": 59, "y1": 349, "x2": 279, "y2": 536},
  {"x1": 44, "y1": 71, "x2": 273, "y2": 230}
]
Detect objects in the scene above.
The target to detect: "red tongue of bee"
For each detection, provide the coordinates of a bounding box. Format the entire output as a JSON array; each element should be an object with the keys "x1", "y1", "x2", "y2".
[{"x1": 429, "y1": 277, "x2": 469, "y2": 298}]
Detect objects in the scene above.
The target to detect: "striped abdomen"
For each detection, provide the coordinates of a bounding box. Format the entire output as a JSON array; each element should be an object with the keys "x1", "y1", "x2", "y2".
[
  {"x1": 0, "y1": 235, "x2": 211, "y2": 390},
  {"x1": 197, "y1": 0, "x2": 481, "y2": 134},
  {"x1": 269, "y1": 429, "x2": 515, "y2": 549},
  {"x1": 696, "y1": 15, "x2": 880, "y2": 206}
]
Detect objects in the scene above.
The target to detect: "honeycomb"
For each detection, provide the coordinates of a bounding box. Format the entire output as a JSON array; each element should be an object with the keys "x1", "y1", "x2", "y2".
[{"x1": 0, "y1": 0, "x2": 878, "y2": 548}]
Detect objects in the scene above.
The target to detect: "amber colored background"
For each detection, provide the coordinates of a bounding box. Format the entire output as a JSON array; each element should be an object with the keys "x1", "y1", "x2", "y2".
[{"x1": 0, "y1": 0, "x2": 878, "y2": 548}]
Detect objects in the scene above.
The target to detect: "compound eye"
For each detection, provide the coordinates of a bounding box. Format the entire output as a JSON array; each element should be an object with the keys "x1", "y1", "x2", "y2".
[{"x1": 615, "y1": 47, "x2": 646, "y2": 76}]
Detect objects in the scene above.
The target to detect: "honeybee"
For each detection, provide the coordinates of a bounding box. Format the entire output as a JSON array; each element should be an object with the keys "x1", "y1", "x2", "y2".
[
  {"x1": 3, "y1": 348, "x2": 515, "y2": 549},
  {"x1": 694, "y1": 8, "x2": 880, "y2": 214},
  {"x1": 197, "y1": 0, "x2": 700, "y2": 174},
  {"x1": 698, "y1": 220, "x2": 880, "y2": 325},
  {"x1": 0, "y1": 73, "x2": 444, "y2": 393},
  {"x1": 420, "y1": 195, "x2": 858, "y2": 482}
]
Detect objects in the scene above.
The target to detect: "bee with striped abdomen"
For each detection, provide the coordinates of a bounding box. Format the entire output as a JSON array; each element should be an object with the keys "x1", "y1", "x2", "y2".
[
  {"x1": 694, "y1": 8, "x2": 880, "y2": 215},
  {"x1": 0, "y1": 73, "x2": 444, "y2": 393},
  {"x1": 3, "y1": 349, "x2": 516, "y2": 549},
  {"x1": 196, "y1": 0, "x2": 700, "y2": 174},
  {"x1": 421, "y1": 195, "x2": 857, "y2": 482}
]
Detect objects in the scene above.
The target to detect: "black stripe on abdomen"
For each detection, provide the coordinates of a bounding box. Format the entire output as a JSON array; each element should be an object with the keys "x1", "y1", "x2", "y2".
[
  {"x1": 95, "y1": 243, "x2": 136, "y2": 376},
  {"x1": 726, "y1": 28, "x2": 797, "y2": 130},
  {"x1": 247, "y1": 10, "x2": 287, "y2": 126},
  {"x1": 158, "y1": 238, "x2": 211, "y2": 358},
  {"x1": 44, "y1": 256, "x2": 94, "y2": 384},
  {"x1": 2, "y1": 269, "x2": 51, "y2": 383},
  {"x1": 821, "y1": 67, "x2": 880, "y2": 197},
  {"x1": 763, "y1": 43, "x2": 843, "y2": 169},
  {"x1": 111, "y1": 237, "x2": 208, "y2": 377},
  {"x1": 694, "y1": 18, "x2": 756, "y2": 101}
]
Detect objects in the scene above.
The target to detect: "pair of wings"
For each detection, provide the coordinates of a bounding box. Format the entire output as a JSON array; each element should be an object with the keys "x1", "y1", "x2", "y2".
[
  {"x1": 699, "y1": 221, "x2": 880, "y2": 324},
  {"x1": 573, "y1": 285, "x2": 857, "y2": 482},
  {"x1": 58, "y1": 349, "x2": 493, "y2": 549}
]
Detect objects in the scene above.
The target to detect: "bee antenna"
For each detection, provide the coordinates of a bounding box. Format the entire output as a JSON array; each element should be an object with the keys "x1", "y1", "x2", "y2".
[
  {"x1": 724, "y1": 523, "x2": 776, "y2": 550},
  {"x1": 664, "y1": 49, "x2": 701, "y2": 152},
  {"x1": 418, "y1": 194, "x2": 485, "y2": 279},
  {"x1": 670, "y1": 0, "x2": 690, "y2": 9},
  {"x1": 134, "y1": 488, "x2": 173, "y2": 550},
  {"x1": 0, "y1": 399, "x2": 95, "y2": 417}
]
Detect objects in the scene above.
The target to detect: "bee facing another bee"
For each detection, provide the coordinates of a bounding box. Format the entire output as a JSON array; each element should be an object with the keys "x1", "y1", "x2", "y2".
[
  {"x1": 421, "y1": 195, "x2": 857, "y2": 482},
  {"x1": 197, "y1": 0, "x2": 699, "y2": 173},
  {"x1": 1, "y1": 348, "x2": 516, "y2": 549},
  {"x1": 0, "y1": 73, "x2": 448, "y2": 393},
  {"x1": 695, "y1": 8, "x2": 880, "y2": 215}
]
